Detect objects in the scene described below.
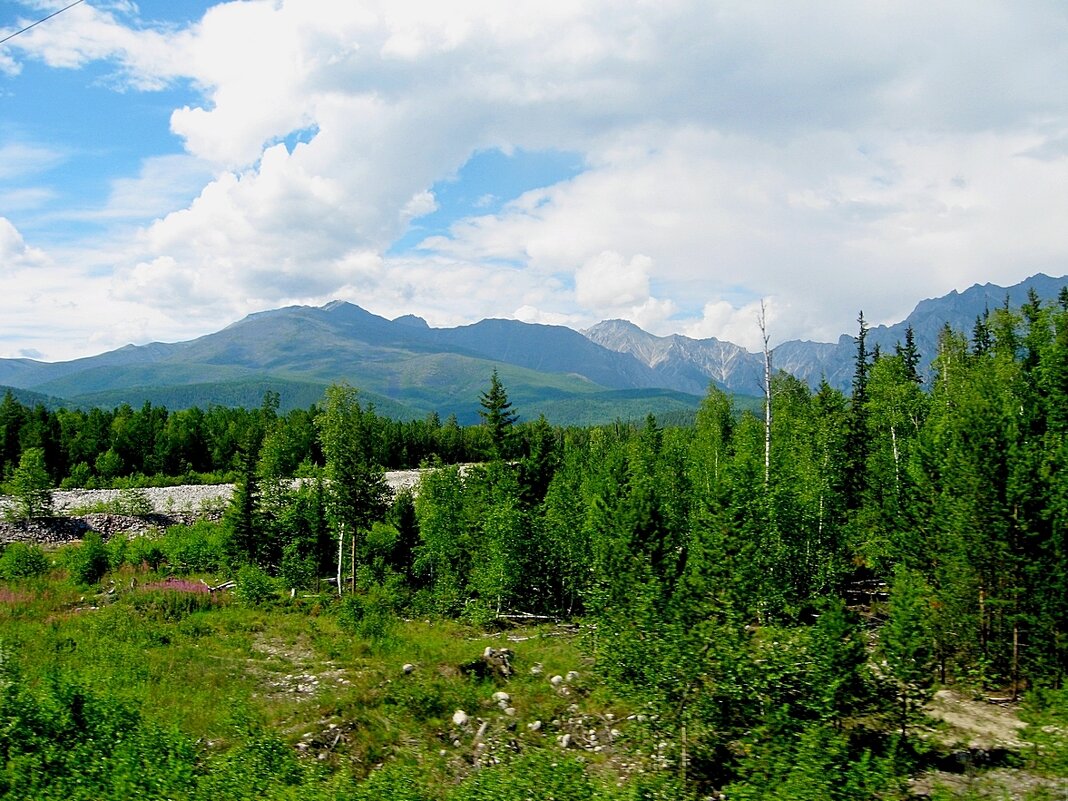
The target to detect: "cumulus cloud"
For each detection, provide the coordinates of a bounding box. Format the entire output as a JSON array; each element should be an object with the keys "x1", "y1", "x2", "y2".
[
  {"x1": 2, "y1": 0, "x2": 1068, "y2": 356},
  {"x1": 0, "y1": 216, "x2": 48, "y2": 269}
]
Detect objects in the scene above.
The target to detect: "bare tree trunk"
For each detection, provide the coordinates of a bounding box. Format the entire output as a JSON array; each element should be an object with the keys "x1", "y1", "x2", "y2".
[
  {"x1": 336, "y1": 523, "x2": 344, "y2": 597},
  {"x1": 680, "y1": 722, "x2": 688, "y2": 786},
  {"x1": 758, "y1": 299, "x2": 772, "y2": 487},
  {"x1": 890, "y1": 423, "x2": 900, "y2": 490},
  {"x1": 350, "y1": 526, "x2": 356, "y2": 594},
  {"x1": 979, "y1": 583, "x2": 987, "y2": 663},
  {"x1": 1011, "y1": 617, "x2": 1020, "y2": 701}
]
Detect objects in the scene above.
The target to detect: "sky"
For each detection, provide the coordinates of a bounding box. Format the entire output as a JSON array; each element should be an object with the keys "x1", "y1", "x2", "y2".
[{"x1": 2, "y1": 0, "x2": 1068, "y2": 361}]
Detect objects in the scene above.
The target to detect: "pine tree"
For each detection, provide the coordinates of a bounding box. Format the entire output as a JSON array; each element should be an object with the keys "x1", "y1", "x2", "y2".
[
  {"x1": 843, "y1": 312, "x2": 870, "y2": 512},
  {"x1": 478, "y1": 369, "x2": 518, "y2": 459},
  {"x1": 895, "y1": 324, "x2": 922, "y2": 384}
]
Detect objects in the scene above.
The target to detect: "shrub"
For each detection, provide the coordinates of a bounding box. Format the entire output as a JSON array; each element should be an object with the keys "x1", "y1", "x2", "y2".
[
  {"x1": 280, "y1": 540, "x2": 316, "y2": 591},
  {"x1": 66, "y1": 531, "x2": 109, "y2": 585},
  {"x1": 450, "y1": 751, "x2": 599, "y2": 801},
  {"x1": 128, "y1": 580, "x2": 218, "y2": 621},
  {"x1": 116, "y1": 487, "x2": 153, "y2": 516},
  {"x1": 161, "y1": 520, "x2": 231, "y2": 574},
  {"x1": 234, "y1": 563, "x2": 277, "y2": 607},
  {"x1": 337, "y1": 581, "x2": 401, "y2": 645},
  {"x1": 6, "y1": 447, "x2": 53, "y2": 520},
  {"x1": 126, "y1": 534, "x2": 165, "y2": 571},
  {"x1": 0, "y1": 542, "x2": 50, "y2": 579},
  {"x1": 107, "y1": 533, "x2": 129, "y2": 570}
]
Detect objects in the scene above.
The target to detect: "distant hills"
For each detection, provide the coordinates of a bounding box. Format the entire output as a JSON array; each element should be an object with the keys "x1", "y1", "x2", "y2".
[{"x1": 1, "y1": 273, "x2": 1065, "y2": 423}]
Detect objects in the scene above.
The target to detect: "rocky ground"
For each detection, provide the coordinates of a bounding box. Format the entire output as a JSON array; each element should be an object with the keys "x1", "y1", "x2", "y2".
[
  {"x1": 0, "y1": 469, "x2": 430, "y2": 544},
  {"x1": 912, "y1": 688, "x2": 1067, "y2": 800}
]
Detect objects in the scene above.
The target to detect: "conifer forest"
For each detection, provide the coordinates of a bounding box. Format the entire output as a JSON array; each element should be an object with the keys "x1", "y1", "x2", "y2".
[{"x1": 1, "y1": 293, "x2": 1067, "y2": 800}]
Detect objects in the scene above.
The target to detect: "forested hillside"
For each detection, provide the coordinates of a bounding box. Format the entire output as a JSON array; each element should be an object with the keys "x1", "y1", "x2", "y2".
[{"x1": 1, "y1": 291, "x2": 1068, "y2": 799}]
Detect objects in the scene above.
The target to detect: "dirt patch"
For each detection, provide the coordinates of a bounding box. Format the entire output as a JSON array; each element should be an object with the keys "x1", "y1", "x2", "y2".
[
  {"x1": 248, "y1": 634, "x2": 351, "y2": 700},
  {"x1": 928, "y1": 689, "x2": 1029, "y2": 751},
  {"x1": 912, "y1": 689, "x2": 1068, "y2": 800}
]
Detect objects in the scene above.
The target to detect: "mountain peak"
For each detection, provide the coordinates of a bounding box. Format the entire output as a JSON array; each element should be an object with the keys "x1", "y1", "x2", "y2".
[
  {"x1": 587, "y1": 318, "x2": 646, "y2": 332},
  {"x1": 393, "y1": 314, "x2": 430, "y2": 329},
  {"x1": 321, "y1": 299, "x2": 359, "y2": 312}
]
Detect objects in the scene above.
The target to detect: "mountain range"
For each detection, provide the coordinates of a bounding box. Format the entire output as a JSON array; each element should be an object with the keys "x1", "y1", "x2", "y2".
[{"x1": 2, "y1": 273, "x2": 1065, "y2": 424}]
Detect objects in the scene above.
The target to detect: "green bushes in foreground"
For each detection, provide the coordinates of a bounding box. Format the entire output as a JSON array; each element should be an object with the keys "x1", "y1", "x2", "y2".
[{"x1": 0, "y1": 543, "x2": 50, "y2": 580}]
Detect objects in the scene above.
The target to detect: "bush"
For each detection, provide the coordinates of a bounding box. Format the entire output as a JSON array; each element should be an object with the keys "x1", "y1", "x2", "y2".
[
  {"x1": 116, "y1": 487, "x2": 153, "y2": 516},
  {"x1": 280, "y1": 540, "x2": 316, "y2": 590},
  {"x1": 0, "y1": 542, "x2": 50, "y2": 579},
  {"x1": 337, "y1": 581, "x2": 401, "y2": 644},
  {"x1": 161, "y1": 520, "x2": 231, "y2": 574},
  {"x1": 6, "y1": 447, "x2": 53, "y2": 520},
  {"x1": 234, "y1": 563, "x2": 277, "y2": 607},
  {"x1": 66, "y1": 531, "x2": 110, "y2": 585},
  {"x1": 128, "y1": 584, "x2": 218, "y2": 621},
  {"x1": 126, "y1": 534, "x2": 165, "y2": 571}
]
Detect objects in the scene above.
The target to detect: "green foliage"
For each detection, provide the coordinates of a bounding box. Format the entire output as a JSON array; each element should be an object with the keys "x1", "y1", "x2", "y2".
[
  {"x1": 0, "y1": 542, "x2": 50, "y2": 580},
  {"x1": 279, "y1": 540, "x2": 316, "y2": 590},
  {"x1": 126, "y1": 585, "x2": 219, "y2": 621},
  {"x1": 64, "y1": 531, "x2": 109, "y2": 585},
  {"x1": 1022, "y1": 688, "x2": 1068, "y2": 776},
  {"x1": 3, "y1": 293, "x2": 1068, "y2": 798},
  {"x1": 348, "y1": 763, "x2": 432, "y2": 801},
  {"x1": 6, "y1": 447, "x2": 52, "y2": 520},
  {"x1": 160, "y1": 520, "x2": 232, "y2": 574},
  {"x1": 413, "y1": 465, "x2": 469, "y2": 615},
  {"x1": 881, "y1": 564, "x2": 935, "y2": 737},
  {"x1": 234, "y1": 563, "x2": 277, "y2": 607},
  {"x1": 337, "y1": 581, "x2": 400, "y2": 645},
  {"x1": 449, "y1": 751, "x2": 598, "y2": 801},
  {"x1": 478, "y1": 369, "x2": 518, "y2": 459},
  {"x1": 68, "y1": 487, "x2": 153, "y2": 516},
  {"x1": 124, "y1": 533, "x2": 165, "y2": 571},
  {"x1": 726, "y1": 722, "x2": 903, "y2": 801},
  {"x1": 0, "y1": 661, "x2": 199, "y2": 801}
]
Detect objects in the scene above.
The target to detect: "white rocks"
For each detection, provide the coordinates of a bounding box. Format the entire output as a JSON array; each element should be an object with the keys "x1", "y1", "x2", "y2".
[
  {"x1": 492, "y1": 691, "x2": 511, "y2": 704},
  {"x1": 452, "y1": 709, "x2": 470, "y2": 727},
  {"x1": 550, "y1": 674, "x2": 564, "y2": 687},
  {"x1": 504, "y1": 707, "x2": 516, "y2": 717},
  {"x1": 558, "y1": 733, "x2": 572, "y2": 748},
  {"x1": 529, "y1": 662, "x2": 543, "y2": 676},
  {"x1": 527, "y1": 720, "x2": 542, "y2": 732},
  {"x1": 402, "y1": 663, "x2": 415, "y2": 674},
  {"x1": 566, "y1": 670, "x2": 580, "y2": 682}
]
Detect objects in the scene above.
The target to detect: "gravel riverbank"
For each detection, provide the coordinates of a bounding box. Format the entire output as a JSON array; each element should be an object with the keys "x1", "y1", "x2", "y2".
[{"x1": 0, "y1": 468, "x2": 432, "y2": 544}]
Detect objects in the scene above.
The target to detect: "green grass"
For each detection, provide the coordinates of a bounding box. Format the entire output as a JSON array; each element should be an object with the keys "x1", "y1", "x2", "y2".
[{"x1": 0, "y1": 561, "x2": 652, "y2": 800}]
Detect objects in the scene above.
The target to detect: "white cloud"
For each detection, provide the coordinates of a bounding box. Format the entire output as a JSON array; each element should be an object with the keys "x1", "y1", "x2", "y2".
[
  {"x1": 0, "y1": 142, "x2": 64, "y2": 180},
  {"x1": 0, "y1": 216, "x2": 47, "y2": 269},
  {"x1": 401, "y1": 190, "x2": 437, "y2": 222},
  {"x1": 2, "y1": 0, "x2": 1068, "y2": 358},
  {"x1": 575, "y1": 252, "x2": 652, "y2": 308}
]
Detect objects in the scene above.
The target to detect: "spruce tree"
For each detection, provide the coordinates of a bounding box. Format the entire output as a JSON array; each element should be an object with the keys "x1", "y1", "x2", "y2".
[
  {"x1": 843, "y1": 312, "x2": 870, "y2": 512},
  {"x1": 478, "y1": 369, "x2": 518, "y2": 459}
]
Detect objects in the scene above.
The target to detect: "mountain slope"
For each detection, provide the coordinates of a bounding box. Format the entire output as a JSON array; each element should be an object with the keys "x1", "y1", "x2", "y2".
[
  {"x1": 586, "y1": 273, "x2": 1068, "y2": 394},
  {"x1": 2, "y1": 273, "x2": 1065, "y2": 417},
  {"x1": 584, "y1": 319, "x2": 765, "y2": 395},
  {"x1": 0, "y1": 302, "x2": 695, "y2": 422}
]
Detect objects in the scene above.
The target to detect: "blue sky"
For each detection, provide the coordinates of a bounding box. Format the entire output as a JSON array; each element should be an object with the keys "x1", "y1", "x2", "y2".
[{"x1": 2, "y1": 1, "x2": 1068, "y2": 360}]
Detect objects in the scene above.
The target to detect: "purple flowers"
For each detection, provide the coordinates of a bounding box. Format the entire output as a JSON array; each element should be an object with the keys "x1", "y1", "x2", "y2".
[{"x1": 142, "y1": 577, "x2": 210, "y2": 594}]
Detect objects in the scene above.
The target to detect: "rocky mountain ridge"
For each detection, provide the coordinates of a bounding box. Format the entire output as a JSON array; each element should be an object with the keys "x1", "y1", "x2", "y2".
[{"x1": 1, "y1": 273, "x2": 1065, "y2": 415}]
